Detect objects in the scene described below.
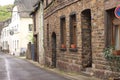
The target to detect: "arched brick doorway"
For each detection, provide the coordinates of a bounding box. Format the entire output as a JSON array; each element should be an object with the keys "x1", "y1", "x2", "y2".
[
  {"x1": 51, "y1": 32, "x2": 57, "y2": 68},
  {"x1": 81, "y1": 9, "x2": 92, "y2": 68}
]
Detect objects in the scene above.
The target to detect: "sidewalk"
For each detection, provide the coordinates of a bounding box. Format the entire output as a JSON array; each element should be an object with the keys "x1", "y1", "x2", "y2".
[{"x1": 19, "y1": 57, "x2": 101, "y2": 80}]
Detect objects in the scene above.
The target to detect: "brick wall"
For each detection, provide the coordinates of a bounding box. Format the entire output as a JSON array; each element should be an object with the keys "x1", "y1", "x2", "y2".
[{"x1": 44, "y1": 0, "x2": 120, "y2": 79}]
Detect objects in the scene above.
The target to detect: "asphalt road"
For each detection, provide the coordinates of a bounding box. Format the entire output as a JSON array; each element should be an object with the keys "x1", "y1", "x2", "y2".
[{"x1": 0, "y1": 53, "x2": 69, "y2": 80}]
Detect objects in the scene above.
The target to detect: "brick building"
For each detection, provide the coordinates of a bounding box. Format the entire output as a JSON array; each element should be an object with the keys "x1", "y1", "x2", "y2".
[{"x1": 43, "y1": 0, "x2": 120, "y2": 79}]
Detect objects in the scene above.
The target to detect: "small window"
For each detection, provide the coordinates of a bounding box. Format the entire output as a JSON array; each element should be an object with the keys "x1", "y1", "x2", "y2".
[
  {"x1": 34, "y1": 17, "x2": 36, "y2": 31},
  {"x1": 47, "y1": 24, "x2": 49, "y2": 47},
  {"x1": 46, "y1": 0, "x2": 48, "y2": 6},
  {"x1": 60, "y1": 17, "x2": 66, "y2": 49},
  {"x1": 29, "y1": 24, "x2": 33, "y2": 31},
  {"x1": 111, "y1": 25, "x2": 120, "y2": 50},
  {"x1": 70, "y1": 14, "x2": 77, "y2": 48},
  {"x1": 17, "y1": 40, "x2": 19, "y2": 49}
]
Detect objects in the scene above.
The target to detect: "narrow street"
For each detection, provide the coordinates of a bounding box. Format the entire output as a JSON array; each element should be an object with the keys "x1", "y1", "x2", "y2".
[{"x1": 0, "y1": 52, "x2": 69, "y2": 80}]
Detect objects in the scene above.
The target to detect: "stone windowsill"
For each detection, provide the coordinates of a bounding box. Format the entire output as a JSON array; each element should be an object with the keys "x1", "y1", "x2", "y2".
[
  {"x1": 69, "y1": 48, "x2": 78, "y2": 52},
  {"x1": 60, "y1": 48, "x2": 66, "y2": 51}
]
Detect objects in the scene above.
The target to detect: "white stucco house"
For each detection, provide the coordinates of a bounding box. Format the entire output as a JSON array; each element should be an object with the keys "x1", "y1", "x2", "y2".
[
  {"x1": 0, "y1": 19, "x2": 11, "y2": 52},
  {"x1": 7, "y1": 0, "x2": 38, "y2": 56}
]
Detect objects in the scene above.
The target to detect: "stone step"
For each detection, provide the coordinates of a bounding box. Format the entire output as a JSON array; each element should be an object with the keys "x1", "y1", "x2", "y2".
[
  {"x1": 81, "y1": 71, "x2": 91, "y2": 76},
  {"x1": 81, "y1": 68, "x2": 93, "y2": 77}
]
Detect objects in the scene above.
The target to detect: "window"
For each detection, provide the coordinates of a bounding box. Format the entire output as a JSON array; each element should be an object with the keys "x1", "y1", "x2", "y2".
[
  {"x1": 46, "y1": 0, "x2": 48, "y2": 6},
  {"x1": 14, "y1": 26, "x2": 17, "y2": 32},
  {"x1": 60, "y1": 17, "x2": 66, "y2": 48},
  {"x1": 4, "y1": 29, "x2": 6, "y2": 37},
  {"x1": 17, "y1": 40, "x2": 19, "y2": 49},
  {"x1": 15, "y1": 40, "x2": 17, "y2": 50},
  {"x1": 105, "y1": 9, "x2": 120, "y2": 51},
  {"x1": 28, "y1": 24, "x2": 33, "y2": 31},
  {"x1": 70, "y1": 14, "x2": 77, "y2": 48},
  {"x1": 114, "y1": 26, "x2": 119, "y2": 50},
  {"x1": 34, "y1": 17, "x2": 36, "y2": 31},
  {"x1": 7, "y1": 30, "x2": 9, "y2": 36},
  {"x1": 105, "y1": 9, "x2": 113, "y2": 47},
  {"x1": 16, "y1": 24, "x2": 19, "y2": 32},
  {"x1": 13, "y1": 40, "x2": 14, "y2": 49},
  {"x1": 47, "y1": 24, "x2": 49, "y2": 47}
]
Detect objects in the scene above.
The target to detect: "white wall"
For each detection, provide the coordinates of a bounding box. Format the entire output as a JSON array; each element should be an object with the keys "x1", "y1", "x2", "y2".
[
  {"x1": 1, "y1": 26, "x2": 10, "y2": 51},
  {"x1": 8, "y1": 6, "x2": 33, "y2": 56},
  {"x1": 38, "y1": 1, "x2": 44, "y2": 65}
]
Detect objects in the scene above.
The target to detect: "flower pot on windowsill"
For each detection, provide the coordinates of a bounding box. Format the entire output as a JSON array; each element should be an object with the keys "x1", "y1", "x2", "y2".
[
  {"x1": 113, "y1": 50, "x2": 120, "y2": 56},
  {"x1": 70, "y1": 44, "x2": 76, "y2": 49},
  {"x1": 61, "y1": 44, "x2": 66, "y2": 48},
  {"x1": 60, "y1": 44, "x2": 66, "y2": 51}
]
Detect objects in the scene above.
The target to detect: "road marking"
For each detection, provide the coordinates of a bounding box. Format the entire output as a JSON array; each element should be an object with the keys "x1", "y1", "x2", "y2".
[{"x1": 5, "y1": 59, "x2": 11, "y2": 80}]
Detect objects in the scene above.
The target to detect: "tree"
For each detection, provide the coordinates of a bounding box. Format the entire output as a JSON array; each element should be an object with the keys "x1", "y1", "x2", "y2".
[{"x1": 0, "y1": 5, "x2": 13, "y2": 21}]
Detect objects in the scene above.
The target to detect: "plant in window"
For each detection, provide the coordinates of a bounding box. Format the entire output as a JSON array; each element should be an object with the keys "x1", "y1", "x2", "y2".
[
  {"x1": 70, "y1": 44, "x2": 76, "y2": 49},
  {"x1": 61, "y1": 44, "x2": 66, "y2": 48}
]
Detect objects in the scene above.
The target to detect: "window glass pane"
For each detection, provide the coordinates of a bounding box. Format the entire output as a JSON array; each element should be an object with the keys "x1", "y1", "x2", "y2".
[{"x1": 115, "y1": 26, "x2": 119, "y2": 50}]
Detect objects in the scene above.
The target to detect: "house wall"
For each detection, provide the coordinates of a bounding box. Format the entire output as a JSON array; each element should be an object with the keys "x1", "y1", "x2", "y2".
[
  {"x1": 33, "y1": 8, "x2": 39, "y2": 62},
  {"x1": 0, "y1": 22, "x2": 4, "y2": 50},
  {"x1": 9, "y1": 6, "x2": 33, "y2": 56},
  {"x1": 33, "y1": 1, "x2": 44, "y2": 65},
  {"x1": 19, "y1": 18, "x2": 33, "y2": 49},
  {"x1": 44, "y1": 0, "x2": 119, "y2": 79},
  {"x1": 39, "y1": 1, "x2": 44, "y2": 65},
  {"x1": 1, "y1": 19, "x2": 11, "y2": 52},
  {"x1": 1, "y1": 26, "x2": 10, "y2": 52}
]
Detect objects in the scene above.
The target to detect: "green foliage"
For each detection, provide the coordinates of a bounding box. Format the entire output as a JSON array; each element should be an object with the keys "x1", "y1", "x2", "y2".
[
  {"x1": 27, "y1": 33, "x2": 34, "y2": 43},
  {"x1": 0, "y1": 5, "x2": 13, "y2": 21},
  {"x1": 103, "y1": 46, "x2": 120, "y2": 74},
  {"x1": 103, "y1": 46, "x2": 114, "y2": 60},
  {"x1": 103, "y1": 46, "x2": 120, "y2": 60}
]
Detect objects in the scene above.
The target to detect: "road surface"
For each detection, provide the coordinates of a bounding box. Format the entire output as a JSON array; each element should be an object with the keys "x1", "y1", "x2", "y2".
[{"x1": 0, "y1": 53, "x2": 69, "y2": 80}]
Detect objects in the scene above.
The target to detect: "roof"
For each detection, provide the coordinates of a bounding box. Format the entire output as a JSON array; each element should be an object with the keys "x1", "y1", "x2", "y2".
[
  {"x1": 30, "y1": 0, "x2": 44, "y2": 15},
  {"x1": 14, "y1": 0, "x2": 39, "y2": 18}
]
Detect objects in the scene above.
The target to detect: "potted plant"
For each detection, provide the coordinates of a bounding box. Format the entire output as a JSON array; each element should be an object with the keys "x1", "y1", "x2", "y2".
[
  {"x1": 113, "y1": 50, "x2": 120, "y2": 56},
  {"x1": 61, "y1": 44, "x2": 66, "y2": 48},
  {"x1": 70, "y1": 44, "x2": 76, "y2": 48}
]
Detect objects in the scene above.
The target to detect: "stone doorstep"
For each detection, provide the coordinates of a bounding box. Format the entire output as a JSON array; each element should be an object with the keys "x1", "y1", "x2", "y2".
[{"x1": 109, "y1": 77, "x2": 120, "y2": 80}]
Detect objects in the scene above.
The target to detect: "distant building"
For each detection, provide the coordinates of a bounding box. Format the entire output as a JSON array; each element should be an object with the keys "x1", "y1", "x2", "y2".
[
  {"x1": 0, "y1": 21, "x2": 4, "y2": 50},
  {"x1": 8, "y1": 0, "x2": 38, "y2": 56},
  {"x1": 0, "y1": 19, "x2": 11, "y2": 52}
]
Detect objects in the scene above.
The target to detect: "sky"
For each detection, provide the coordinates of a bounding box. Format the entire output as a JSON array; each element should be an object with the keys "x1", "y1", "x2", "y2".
[{"x1": 0, "y1": 0, "x2": 15, "y2": 6}]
